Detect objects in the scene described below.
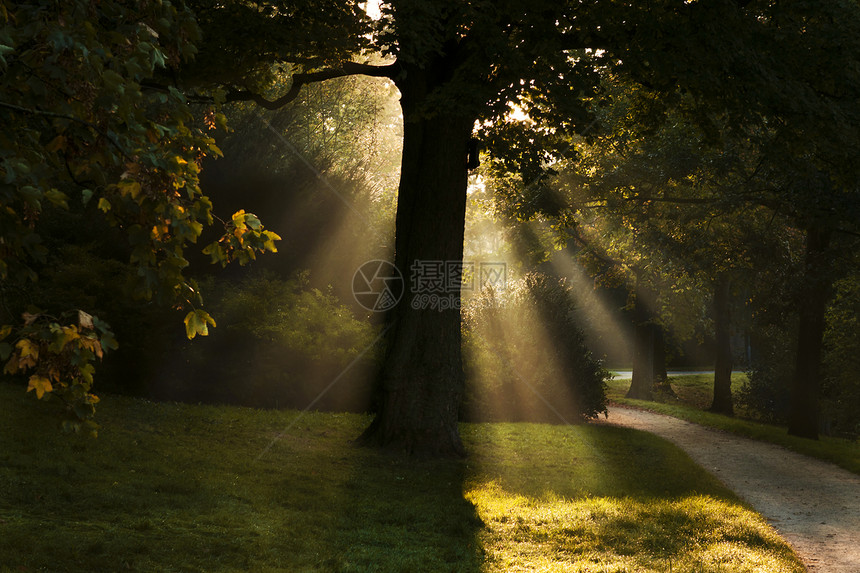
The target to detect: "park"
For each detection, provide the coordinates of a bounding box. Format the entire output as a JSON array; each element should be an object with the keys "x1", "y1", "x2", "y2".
[{"x1": 1, "y1": 0, "x2": 860, "y2": 570}]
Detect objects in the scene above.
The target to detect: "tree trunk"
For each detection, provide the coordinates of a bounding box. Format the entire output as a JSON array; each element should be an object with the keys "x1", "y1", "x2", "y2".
[
  {"x1": 787, "y1": 226, "x2": 832, "y2": 440},
  {"x1": 627, "y1": 276, "x2": 655, "y2": 400},
  {"x1": 358, "y1": 63, "x2": 473, "y2": 457},
  {"x1": 710, "y1": 273, "x2": 734, "y2": 415},
  {"x1": 652, "y1": 324, "x2": 675, "y2": 396}
]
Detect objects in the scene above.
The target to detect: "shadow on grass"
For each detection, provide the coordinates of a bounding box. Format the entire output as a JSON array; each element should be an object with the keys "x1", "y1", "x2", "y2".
[
  {"x1": 0, "y1": 383, "x2": 484, "y2": 572},
  {"x1": 313, "y1": 453, "x2": 484, "y2": 572}
]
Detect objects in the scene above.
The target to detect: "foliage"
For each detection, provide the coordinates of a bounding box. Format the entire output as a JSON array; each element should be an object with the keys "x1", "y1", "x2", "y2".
[
  {"x1": 221, "y1": 74, "x2": 402, "y2": 187},
  {"x1": 0, "y1": 310, "x2": 115, "y2": 436},
  {"x1": 738, "y1": 325, "x2": 796, "y2": 426},
  {"x1": 822, "y1": 274, "x2": 860, "y2": 437},
  {"x1": 0, "y1": 0, "x2": 279, "y2": 422},
  {"x1": 197, "y1": 72, "x2": 402, "y2": 304},
  {"x1": 158, "y1": 272, "x2": 377, "y2": 410},
  {"x1": 0, "y1": 381, "x2": 804, "y2": 572},
  {"x1": 462, "y1": 272, "x2": 608, "y2": 423}
]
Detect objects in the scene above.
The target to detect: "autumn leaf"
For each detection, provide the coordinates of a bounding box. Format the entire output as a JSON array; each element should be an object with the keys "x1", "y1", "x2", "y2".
[
  {"x1": 16, "y1": 338, "x2": 39, "y2": 368},
  {"x1": 78, "y1": 310, "x2": 94, "y2": 330},
  {"x1": 184, "y1": 309, "x2": 216, "y2": 339},
  {"x1": 27, "y1": 375, "x2": 54, "y2": 400}
]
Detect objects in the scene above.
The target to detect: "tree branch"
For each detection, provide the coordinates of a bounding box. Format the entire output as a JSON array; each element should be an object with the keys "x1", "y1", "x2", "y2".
[
  {"x1": 0, "y1": 100, "x2": 132, "y2": 161},
  {"x1": 223, "y1": 61, "x2": 400, "y2": 110},
  {"x1": 626, "y1": 194, "x2": 718, "y2": 205}
]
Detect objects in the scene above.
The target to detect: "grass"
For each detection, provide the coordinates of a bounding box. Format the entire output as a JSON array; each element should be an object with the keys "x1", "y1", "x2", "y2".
[
  {"x1": 0, "y1": 381, "x2": 804, "y2": 572},
  {"x1": 607, "y1": 373, "x2": 860, "y2": 476}
]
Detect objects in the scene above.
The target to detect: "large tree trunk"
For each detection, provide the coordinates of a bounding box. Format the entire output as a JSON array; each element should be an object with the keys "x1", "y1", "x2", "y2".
[
  {"x1": 358, "y1": 63, "x2": 473, "y2": 457},
  {"x1": 787, "y1": 226, "x2": 832, "y2": 439},
  {"x1": 710, "y1": 273, "x2": 734, "y2": 415}
]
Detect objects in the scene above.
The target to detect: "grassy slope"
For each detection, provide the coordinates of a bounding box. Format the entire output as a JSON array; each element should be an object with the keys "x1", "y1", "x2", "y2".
[
  {"x1": 607, "y1": 373, "x2": 860, "y2": 476},
  {"x1": 1, "y1": 382, "x2": 803, "y2": 572}
]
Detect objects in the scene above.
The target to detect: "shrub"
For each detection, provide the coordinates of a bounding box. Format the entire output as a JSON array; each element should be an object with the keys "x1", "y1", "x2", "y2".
[
  {"x1": 822, "y1": 275, "x2": 860, "y2": 437},
  {"x1": 738, "y1": 323, "x2": 795, "y2": 424},
  {"x1": 156, "y1": 272, "x2": 378, "y2": 411},
  {"x1": 462, "y1": 272, "x2": 608, "y2": 423}
]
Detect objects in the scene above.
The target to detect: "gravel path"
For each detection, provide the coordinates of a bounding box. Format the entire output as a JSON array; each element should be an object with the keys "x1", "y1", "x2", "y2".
[{"x1": 595, "y1": 406, "x2": 860, "y2": 572}]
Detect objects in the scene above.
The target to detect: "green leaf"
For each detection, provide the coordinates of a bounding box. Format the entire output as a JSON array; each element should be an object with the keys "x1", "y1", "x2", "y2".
[
  {"x1": 44, "y1": 188, "x2": 69, "y2": 209},
  {"x1": 18, "y1": 185, "x2": 42, "y2": 208},
  {"x1": 184, "y1": 309, "x2": 216, "y2": 339},
  {"x1": 168, "y1": 85, "x2": 186, "y2": 103}
]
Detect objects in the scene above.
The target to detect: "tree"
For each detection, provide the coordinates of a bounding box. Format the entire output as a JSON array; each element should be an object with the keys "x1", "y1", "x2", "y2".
[
  {"x1": 187, "y1": 1, "x2": 611, "y2": 455},
  {"x1": 0, "y1": 0, "x2": 279, "y2": 433}
]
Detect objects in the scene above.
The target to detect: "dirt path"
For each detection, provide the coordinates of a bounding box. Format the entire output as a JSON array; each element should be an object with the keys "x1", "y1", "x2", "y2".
[{"x1": 595, "y1": 406, "x2": 860, "y2": 572}]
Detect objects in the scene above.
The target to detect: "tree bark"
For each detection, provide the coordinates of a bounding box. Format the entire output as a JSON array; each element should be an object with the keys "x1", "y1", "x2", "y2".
[
  {"x1": 787, "y1": 226, "x2": 832, "y2": 440},
  {"x1": 710, "y1": 273, "x2": 734, "y2": 415},
  {"x1": 357, "y1": 62, "x2": 473, "y2": 457},
  {"x1": 628, "y1": 323, "x2": 654, "y2": 399},
  {"x1": 627, "y1": 275, "x2": 655, "y2": 400},
  {"x1": 652, "y1": 324, "x2": 675, "y2": 396}
]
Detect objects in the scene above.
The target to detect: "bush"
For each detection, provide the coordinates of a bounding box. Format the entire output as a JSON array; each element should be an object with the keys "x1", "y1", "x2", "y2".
[
  {"x1": 739, "y1": 273, "x2": 860, "y2": 438},
  {"x1": 462, "y1": 272, "x2": 608, "y2": 423},
  {"x1": 822, "y1": 275, "x2": 860, "y2": 437},
  {"x1": 156, "y1": 272, "x2": 378, "y2": 411},
  {"x1": 738, "y1": 323, "x2": 795, "y2": 424}
]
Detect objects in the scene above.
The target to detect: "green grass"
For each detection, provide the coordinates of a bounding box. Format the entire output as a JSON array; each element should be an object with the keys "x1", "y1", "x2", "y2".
[
  {"x1": 1, "y1": 382, "x2": 804, "y2": 572},
  {"x1": 607, "y1": 373, "x2": 860, "y2": 476}
]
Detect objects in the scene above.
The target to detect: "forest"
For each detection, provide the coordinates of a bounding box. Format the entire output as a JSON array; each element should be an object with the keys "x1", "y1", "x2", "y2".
[{"x1": 1, "y1": 1, "x2": 859, "y2": 570}]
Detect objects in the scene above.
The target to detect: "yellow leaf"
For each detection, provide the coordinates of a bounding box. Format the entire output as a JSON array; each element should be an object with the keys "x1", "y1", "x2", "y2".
[
  {"x1": 27, "y1": 375, "x2": 53, "y2": 400},
  {"x1": 0, "y1": 324, "x2": 11, "y2": 341},
  {"x1": 184, "y1": 310, "x2": 216, "y2": 339},
  {"x1": 3, "y1": 355, "x2": 19, "y2": 375},
  {"x1": 117, "y1": 180, "x2": 141, "y2": 198},
  {"x1": 16, "y1": 338, "x2": 38, "y2": 359},
  {"x1": 80, "y1": 337, "x2": 104, "y2": 359},
  {"x1": 97, "y1": 197, "x2": 111, "y2": 212}
]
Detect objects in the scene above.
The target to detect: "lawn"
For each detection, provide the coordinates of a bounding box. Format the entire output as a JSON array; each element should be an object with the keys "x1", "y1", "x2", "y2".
[
  {"x1": 607, "y1": 372, "x2": 860, "y2": 476},
  {"x1": 1, "y1": 382, "x2": 803, "y2": 572}
]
